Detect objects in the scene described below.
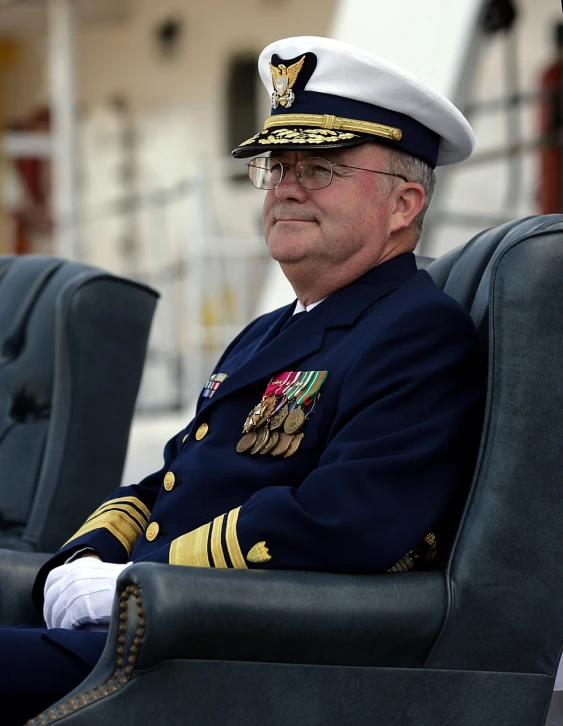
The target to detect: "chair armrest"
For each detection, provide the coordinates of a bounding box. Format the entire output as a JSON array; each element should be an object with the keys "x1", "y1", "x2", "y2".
[
  {"x1": 111, "y1": 563, "x2": 446, "y2": 671},
  {"x1": 0, "y1": 549, "x2": 50, "y2": 625}
]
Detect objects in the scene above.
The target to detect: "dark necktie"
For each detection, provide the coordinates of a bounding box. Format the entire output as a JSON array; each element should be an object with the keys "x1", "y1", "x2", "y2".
[{"x1": 279, "y1": 310, "x2": 307, "y2": 332}]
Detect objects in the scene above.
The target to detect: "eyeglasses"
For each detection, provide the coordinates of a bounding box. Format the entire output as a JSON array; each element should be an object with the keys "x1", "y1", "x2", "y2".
[{"x1": 246, "y1": 156, "x2": 408, "y2": 191}]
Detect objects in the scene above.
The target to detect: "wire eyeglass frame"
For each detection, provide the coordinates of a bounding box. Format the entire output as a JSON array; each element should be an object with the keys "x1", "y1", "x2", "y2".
[{"x1": 246, "y1": 155, "x2": 408, "y2": 191}]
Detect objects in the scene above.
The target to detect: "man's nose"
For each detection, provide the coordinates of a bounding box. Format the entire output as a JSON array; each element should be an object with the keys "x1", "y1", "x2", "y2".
[{"x1": 275, "y1": 165, "x2": 308, "y2": 202}]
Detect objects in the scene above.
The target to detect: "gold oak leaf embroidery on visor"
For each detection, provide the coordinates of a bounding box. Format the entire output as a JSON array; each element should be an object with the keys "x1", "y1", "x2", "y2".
[
  {"x1": 239, "y1": 129, "x2": 359, "y2": 148},
  {"x1": 63, "y1": 496, "x2": 151, "y2": 556},
  {"x1": 257, "y1": 129, "x2": 359, "y2": 145}
]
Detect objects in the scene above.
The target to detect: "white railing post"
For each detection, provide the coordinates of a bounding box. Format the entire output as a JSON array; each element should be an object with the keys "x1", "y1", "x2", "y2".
[{"x1": 47, "y1": 0, "x2": 78, "y2": 258}]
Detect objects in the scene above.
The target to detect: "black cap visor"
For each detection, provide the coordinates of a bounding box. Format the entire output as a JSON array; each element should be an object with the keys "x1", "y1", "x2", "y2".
[{"x1": 232, "y1": 127, "x2": 373, "y2": 159}]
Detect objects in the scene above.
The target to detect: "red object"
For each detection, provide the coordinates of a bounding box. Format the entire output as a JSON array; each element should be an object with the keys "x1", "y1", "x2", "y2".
[
  {"x1": 5, "y1": 107, "x2": 52, "y2": 254},
  {"x1": 539, "y1": 53, "x2": 563, "y2": 213},
  {"x1": 8, "y1": 211, "x2": 27, "y2": 255}
]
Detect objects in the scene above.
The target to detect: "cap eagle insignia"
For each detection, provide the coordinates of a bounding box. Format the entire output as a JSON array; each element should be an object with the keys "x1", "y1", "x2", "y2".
[{"x1": 269, "y1": 55, "x2": 306, "y2": 109}]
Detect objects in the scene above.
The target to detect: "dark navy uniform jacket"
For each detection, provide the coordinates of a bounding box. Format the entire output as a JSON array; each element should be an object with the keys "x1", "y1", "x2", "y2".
[{"x1": 34, "y1": 253, "x2": 484, "y2": 651}]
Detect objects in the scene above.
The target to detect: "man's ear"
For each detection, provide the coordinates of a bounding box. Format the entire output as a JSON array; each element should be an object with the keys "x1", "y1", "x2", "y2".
[{"x1": 389, "y1": 183, "x2": 426, "y2": 235}]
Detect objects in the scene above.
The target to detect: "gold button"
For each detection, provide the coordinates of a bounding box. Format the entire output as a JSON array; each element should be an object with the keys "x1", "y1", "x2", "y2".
[
  {"x1": 195, "y1": 423, "x2": 209, "y2": 441},
  {"x1": 163, "y1": 471, "x2": 175, "y2": 491},
  {"x1": 182, "y1": 434, "x2": 188, "y2": 444},
  {"x1": 146, "y1": 522, "x2": 159, "y2": 541}
]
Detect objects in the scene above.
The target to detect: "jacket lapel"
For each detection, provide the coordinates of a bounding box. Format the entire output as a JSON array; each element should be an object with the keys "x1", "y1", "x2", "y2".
[
  {"x1": 205, "y1": 253, "x2": 418, "y2": 406},
  {"x1": 207, "y1": 301, "x2": 329, "y2": 406}
]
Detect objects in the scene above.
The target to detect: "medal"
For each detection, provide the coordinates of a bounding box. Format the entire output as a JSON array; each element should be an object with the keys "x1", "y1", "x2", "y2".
[
  {"x1": 271, "y1": 432, "x2": 294, "y2": 457},
  {"x1": 243, "y1": 395, "x2": 276, "y2": 433},
  {"x1": 284, "y1": 407, "x2": 306, "y2": 434},
  {"x1": 263, "y1": 396, "x2": 277, "y2": 418},
  {"x1": 284, "y1": 432, "x2": 305, "y2": 457},
  {"x1": 236, "y1": 431, "x2": 258, "y2": 453},
  {"x1": 236, "y1": 370, "x2": 328, "y2": 457},
  {"x1": 243, "y1": 402, "x2": 265, "y2": 433},
  {"x1": 260, "y1": 430, "x2": 280, "y2": 454},
  {"x1": 250, "y1": 427, "x2": 269, "y2": 454},
  {"x1": 269, "y1": 402, "x2": 289, "y2": 431}
]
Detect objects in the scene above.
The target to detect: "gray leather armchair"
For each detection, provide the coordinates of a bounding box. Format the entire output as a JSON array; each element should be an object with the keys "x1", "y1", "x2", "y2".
[
  {"x1": 4, "y1": 216, "x2": 563, "y2": 725},
  {"x1": 0, "y1": 256, "x2": 158, "y2": 552}
]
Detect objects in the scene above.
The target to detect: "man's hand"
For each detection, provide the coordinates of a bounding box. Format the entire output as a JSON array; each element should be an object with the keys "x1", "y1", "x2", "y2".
[{"x1": 43, "y1": 558, "x2": 131, "y2": 630}]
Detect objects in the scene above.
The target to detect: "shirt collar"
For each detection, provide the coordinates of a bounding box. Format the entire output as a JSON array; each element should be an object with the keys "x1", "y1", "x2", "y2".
[{"x1": 294, "y1": 297, "x2": 327, "y2": 314}]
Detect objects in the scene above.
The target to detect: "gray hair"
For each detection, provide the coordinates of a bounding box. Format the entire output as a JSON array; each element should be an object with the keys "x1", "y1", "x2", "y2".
[{"x1": 382, "y1": 147, "x2": 436, "y2": 241}]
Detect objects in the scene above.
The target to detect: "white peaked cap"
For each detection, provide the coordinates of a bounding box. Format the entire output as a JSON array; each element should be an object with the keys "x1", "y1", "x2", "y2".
[{"x1": 233, "y1": 35, "x2": 474, "y2": 167}]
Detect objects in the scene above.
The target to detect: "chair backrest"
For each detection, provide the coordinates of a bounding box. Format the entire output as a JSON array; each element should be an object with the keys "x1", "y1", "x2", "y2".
[
  {"x1": 0, "y1": 256, "x2": 159, "y2": 552},
  {"x1": 422, "y1": 215, "x2": 563, "y2": 678}
]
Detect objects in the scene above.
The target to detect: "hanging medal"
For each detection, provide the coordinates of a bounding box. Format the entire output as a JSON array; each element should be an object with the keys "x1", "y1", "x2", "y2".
[
  {"x1": 266, "y1": 371, "x2": 299, "y2": 433},
  {"x1": 283, "y1": 371, "x2": 327, "y2": 436},
  {"x1": 238, "y1": 372, "x2": 294, "y2": 453},
  {"x1": 282, "y1": 371, "x2": 312, "y2": 435},
  {"x1": 236, "y1": 370, "x2": 327, "y2": 457}
]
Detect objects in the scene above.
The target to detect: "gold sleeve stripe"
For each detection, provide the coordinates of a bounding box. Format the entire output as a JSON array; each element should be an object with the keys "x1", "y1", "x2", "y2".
[
  {"x1": 167, "y1": 508, "x2": 248, "y2": 568},
  {"x1": 210, "y1": 514, "x2": 228, "y2": 568},
  {"x1": 63, "y1": 512, "x2": 142, "y2": 556},
  {"x1": 169, "y1": 522, "x2": 211, "y2": 567},
  {"x1": 225, "y1": 507, "x2": 248, "y2": 570},
  {"x1": 88, "y1": 496, "x2": 151, "y2": 520},
  {"x1": 86, "y1": 504, "x2": 147, "y2": 531},
  {"x1": 85, "y1": 496, "x2": 151, "y2": 522},
  {"x1": 67, "y1": 510, "x2": 143, "y2": 544},
  {"x1": 117, "y1": 505, "x2": 147, "y2": 530}
]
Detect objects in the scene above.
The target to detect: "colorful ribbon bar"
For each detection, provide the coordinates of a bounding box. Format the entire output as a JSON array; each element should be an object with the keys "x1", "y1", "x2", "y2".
[
  {"x1": 202, "y1": 372, "x2": 228, "y2": 399},
  {"x1": 265, "y1": 370, "x2": 328, "y2": 406}
]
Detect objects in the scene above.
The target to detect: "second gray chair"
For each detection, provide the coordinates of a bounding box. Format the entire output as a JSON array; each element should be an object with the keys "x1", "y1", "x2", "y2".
[{"x1": 0, "y1": 255, "x2": 158, "y2": 553}]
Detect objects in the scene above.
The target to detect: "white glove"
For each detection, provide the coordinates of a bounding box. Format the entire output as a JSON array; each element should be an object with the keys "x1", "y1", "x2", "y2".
[{"x1": 43, "y1": 558, "x2": 132, "y2": 630}]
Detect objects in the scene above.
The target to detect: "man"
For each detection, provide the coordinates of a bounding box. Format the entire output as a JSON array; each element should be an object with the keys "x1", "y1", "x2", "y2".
[{"x1": 1, "y1": 36, "x2": 484, "y2": 724}]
